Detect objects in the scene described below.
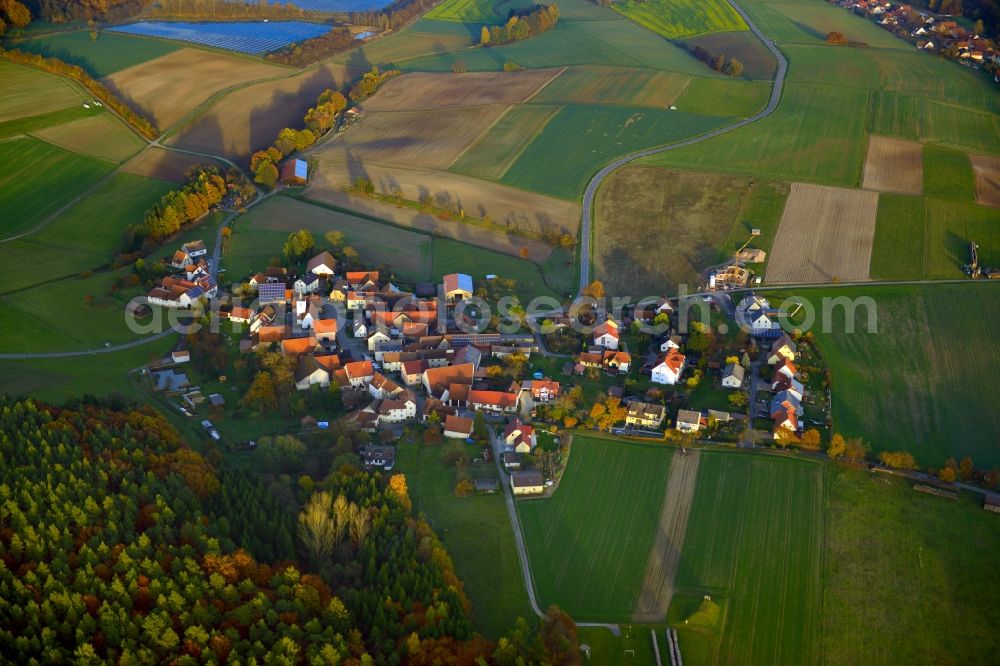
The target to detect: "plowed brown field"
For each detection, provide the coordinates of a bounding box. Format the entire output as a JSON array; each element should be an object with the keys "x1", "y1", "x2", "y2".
[{"x1": 861, "y1": 135, "x2": 922, "y2": 195}]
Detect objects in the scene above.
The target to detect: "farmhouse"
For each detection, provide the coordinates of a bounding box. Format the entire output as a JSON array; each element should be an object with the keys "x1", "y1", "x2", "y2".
[
  {"x1": 510, "y1": 470, "x2": 544, "y2": 495},
  {"x1": 307, "y1": 251, "x2": 337, "y2": 276},
  {"x1": 280, "y1": 159, "x2": 308, "y2": 186},
  {"x1": 503, "y1": 419, "x2": 536, "y2": 453},
  {"x1": 294, "y1": 356, "x2": 329, "y2": 390},
  {"x1": 721, "y1": 363, "x2": 745, "y2": 389},
  {"x1": 676, "y1": 409, "x2": 702, "y2": 433},
  {"x1": 422, "y1": 363, "x2": 475, "y2": 401},
  {"x1": 444, "y1": 415, "x2": 474, "y2": 439},
  {"x1": 468, "y1": 389, "x2": 518, "y2": 415},
  {"x1": 593, "y1": 319, "x2": 620, "y2": 350},
  {"x1": 625, "y1": 401, "x2": 665, "y2": 429},
  {"x1": 281, "y1": 336, "x2": 319, "y2": 357},
  {"x1": 652, "y1": 349, "x2": 686, "y2": 385}
]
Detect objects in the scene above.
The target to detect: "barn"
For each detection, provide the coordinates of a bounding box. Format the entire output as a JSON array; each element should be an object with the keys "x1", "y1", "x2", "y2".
[{"x1": 280, "y1": 159, "x2": 308, "y2": 186}]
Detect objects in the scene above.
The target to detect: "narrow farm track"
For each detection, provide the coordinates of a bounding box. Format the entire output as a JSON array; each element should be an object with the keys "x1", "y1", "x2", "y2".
[
  {"x1": 633, "y1": 449, "x2": 701, "y2": 622},
  {"x1": 578, "y1": 0, "x2": 789, "y2": 292}
]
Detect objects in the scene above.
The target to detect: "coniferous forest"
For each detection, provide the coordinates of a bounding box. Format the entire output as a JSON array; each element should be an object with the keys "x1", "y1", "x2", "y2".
[{"x1": 0, "y1": 398, "x2": 572, "y2": 664}]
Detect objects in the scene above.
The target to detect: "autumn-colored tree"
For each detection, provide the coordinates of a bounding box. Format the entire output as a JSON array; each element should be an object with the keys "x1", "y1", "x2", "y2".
[
  {"x1": 939, "y1": 466, "x2": 957, "y2": 483},
  {"x1": 725, "y1": 58, "x2": 743, "y2": 77},
  {"x1": 388, "y1": 474, "x2": 412, "y2": 512},
  {"x1": 480, "y1": 25, "x2": 490, "y2": 45},
  {"x1": 800, "y1": 429, "x2": 822, "y2": 450},
  {"x1": 959, "y1": 456, "x2": 974, "y2": 481},
  {"x1": 828, "y1": 433, "x2": 846, "y2": 459},
  {"x1": 325, "y1": 230, "x2": 345, "y2": 249},
  {"x1": 341, "y1": 246, "x2": 359, "y2": 266},
  {"x1": 2, "y1": 0, "x2": 31, "y2": 27},
  {"x1": 879, "y1": 450, "x2": 917, "y2": 470},
  {"x1": 519, "y1": 246, "x2": 530, "y2": 259},
  {"x1": 299, "y1": 491, "x2": 337, "y2": 564},
  {"x1": 563, "y1": 415, "x2": 578, "y2": 428},
  {"x1": 581, "y1": 280, "x2": 605, "y2": 299},
  {"x1": 242, "y1": 371, "x2": 278, "y2": 412},
  {"x1": 284, "y1": 228, "x2": 316, "y2": 263},
  {"x1": 455, "y1": 479, "x2": 475, "y2": 496},
  {"x1": 843, "y1": 437, "x2": 867, "y2": 463},
  {"x1": 541, "y1": 605, "x2": 580, "y2": 665},
  {"x1": 254, "y1": 160, "x2": 279, "y2": 189},
  {"x1": 826, "y1": 31, "x2": 848, "y2": 45}
]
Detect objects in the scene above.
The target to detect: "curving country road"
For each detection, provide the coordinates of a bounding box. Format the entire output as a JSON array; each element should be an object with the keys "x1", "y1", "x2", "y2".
[{"x1": 578, "y1": 0, "x2": 789, "y2": 293}]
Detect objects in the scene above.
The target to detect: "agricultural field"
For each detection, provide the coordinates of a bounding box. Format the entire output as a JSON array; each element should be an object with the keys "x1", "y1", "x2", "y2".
[
  {"x1": 922, "y1": 144, "x2": 976, "y2": 202},
  {"x1": 611, "y1": 0, "x2": 746, "y2": 39},
  {"x1": 861, "y1": 135, "x2": 922, "y2": 195},
  {"x1": 306, "y1": 158, "x2": 579, "y2": 253},
  {"x1": 361, "y1": 69, "x2": 560, "y2": 111},
  {"x1": 121, "y1": 146, "x2": 222, "y2": 183},
  {"x1": 330, "y1": 26, "x2": 472, "y2": 69},
  {"x1": 503, "y1": 104, "x2": 732, "y2": 199},
  {"x1": 0, "y1": 137, "x2": 114, "y2": 238},
  {"x1": 821, "y1": 466, "x2": 1000, "y2": 663},
  {"x1": 739, "y1": 0, "x2": 907, "y2": 50},
  {"x1": 679, "y1": 30, "x2": 777, "y2": 80},
  {"x1": 450, "y1": 105, "x2": 561, "y2": 180},
  {"x1": 395, "y1": 443, "x2": 533, "y2": 638},
  {"x1": 871, "y1": 48, "x2": 999, "y2": 116},
  {"x1": 870, "y1": 92, "x2": 1000, "y2": 155},
  {"x1": 424, "y1": 0, "x2": 536, "y2": 23},
  {"x1": 672, "y1": 452, "x2": 824, "y2": 665},
  {"x1": 518, "y1": 436, "x2": 673, "y2": 621},
  {"x1": 766, "y1": 183, "x2": 878, "y2": 283},
  {"x1": 593, "y1": 166, "x2": 753, "y2": 296},
  {"x1": 31, "y1": 113, "x2": 145, "y2": 163},
  {"x1": 14, "y1": 30, "x2": 179, "y2": 77},
  {"x1": 810, "y1": 284, "x2": 1000, "y2": 466},
  {"x1": 319, "y1": 105, "x2": 509, "y2": 169},
  {"x1": 166, "y1": 62, "x2": 358, "y2": 161},
  {"x1": 225, "y1": 196, "x2": 432, "y2": 281},
  {"x1": 527, "y1": 66, "x2": 691, "y2": 109},
  {"x1": 672, "y1": 77, "x2": 770, "y2": 119},
  {"x1": 869, "y1": 196, "x2": 999, "y2": 280},
  {"x1": 431, "y1": 238, "x2": 564, "y2": 300},
  {"x1": 108, "y1": 20, "x2": 330, "y2": 55},
  {"x1": 0, "y1": 60, "x2": 87, "y2": 122},
  {"x1": 104, "y1": 48, "x2": 287, "y2": 128},
  {"x1": 643, "y1": 84, "x2": 869, "y2": 187},
  {"x1": 970, "y1": 154, "x2": 1000, "y2": 208}
]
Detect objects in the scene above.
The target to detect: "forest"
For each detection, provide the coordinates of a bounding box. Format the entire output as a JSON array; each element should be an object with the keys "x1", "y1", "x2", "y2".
[{"x1": 0, "y1": 397, "x2": 579, "y2": 663}]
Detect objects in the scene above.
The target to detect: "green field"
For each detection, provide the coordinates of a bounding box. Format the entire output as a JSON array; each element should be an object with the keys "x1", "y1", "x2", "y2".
[
  {"x1": 0, "y1": 60, "x2": 87, "y2": 123},
  {"x1": 643, "y1": 83, "x2": 868, "y2": 186},
  {"x1": 0, "y1": 137, "x2": 115, "y2": 238},
  {"x1": 0, "y1": 173, "x2": 173, "y2": 293},
  {"x1": 424, "y1": 0, "x2": 536, "y2": 23},
  {"x1": 821, "y1": 466, "x2": 1000, "y2": 663},
  {"x1": 869, "y1": 195, "x2": 999, "y2": 280},
  {"x1": 672, "y1": 452, "x2": 824, "y2": 664},
  {"x1": 810, "y1": 284, "x2": 1000, "y2": 466},
  {"x1": 870, "y1": 92, "x2": 1000, "y2": 155},
  {"x1": 518, "y1": 436, "x2": 672, "y2": 621},
  {"x1": 673, "y1": 77, "x2": 770, "y2": 118},
  {"x1": 14, "y1": 30, "x2": 179, "y2": 77},
  {"x1": 529, "y1": 66, "x2": 692, "y2": 108},
  {"x1": 431, "y1": 238, "x2": 564, "y2": 300},
  {"x1": 594, "y1": 166, "x2": 755, "y2": 295},
  {"x1": 396, "y1": 443, "x2": 533, "y2": 638},
  {"x1": 450, "y1": 104, "x2": 561, "y2": 180},
  {"x1": 740, "y1": 0, "x2": 907, "y2": 50},
  {"x1": 923, "y1": 144, "x2": 976, "y2": 202},
  {"x1": 503, "y1": 105, "x2": 732, "y2": 198},
  {"x1": 612, "y1": 0, "x2": 746, "y2": 39},
  {"x1": 227, "y1": 196, "x2": 432, "y2": 282}
]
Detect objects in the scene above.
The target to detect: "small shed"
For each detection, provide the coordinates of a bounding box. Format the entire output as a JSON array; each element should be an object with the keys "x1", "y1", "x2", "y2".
[
  {"x1": 474, "y1": 478, "x2": 499, "y2": 493},
  {"x1": 280, "y1": 159, "x2": 309, "y2": 186},
  {"x1": 208, "y1": 393, "x2": 226, "y2": 407}
]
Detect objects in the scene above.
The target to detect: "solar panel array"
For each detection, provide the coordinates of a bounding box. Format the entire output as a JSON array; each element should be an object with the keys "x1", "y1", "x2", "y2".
[
  {"x1": 108, "y1": 20, "x2": 332, "y2": 55},
  {"x1": 258, "y1": 283, "x2": 286, "y2": 304}
]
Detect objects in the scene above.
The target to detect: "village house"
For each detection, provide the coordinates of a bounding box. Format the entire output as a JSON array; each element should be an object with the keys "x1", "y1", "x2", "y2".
[
  {"x1": 368, "y1": 392, "x2": 418, "y2": 424},
  {"x1": 294, "y1": 273, "x2": 322, "y2": 296},
  {"x1": 359, "y1": 445, "x2": 395, "y2": 470},
  {"x1": 313, "y1": 318, "x2": 338, "y2": 345},
  {"x1": 280, "y1": 159, "x2": 309, "y2": 187},
  {"x1": 182, "y1": 240, "x2": 207, "y2": 259},
  {"x1": 768, "y1": 334, "x2": 797, "y2": 365},
  {"x1": 721, "y1": 363, "x2": 745, "y2": 389},
  {"x1": 468, "y1": 389, "x2": 519, "y2": 415},
  {"x1": 444, "y1": 415, "x2": 474, "y2": 439},
  {"x1": 510, "y1": 470, "x2": 544, "y2": 495},
  {"x1": 369, "y1": 372, "x2": 404, "y2": 400},
  {"x1": 342, "y1": 360, "x2": 375, "y2": 389},
  {"x1": 422, "y1": 363, "x2": 475, "y2": 402},
  {"x1": 294, "y1": 356, "x2": 330, "y2": 390},
  {"x1": 652, "y1": 348, "x2": 686, "y2": 385},
  {"x1": 625, "y1": 401, "x2": 666, "y2": 429},
  {"x1": 736, "y1": 294, "x2": 781, "y2": 337},
  {"x1": 502, "y1": 451, "x2": 522, "y2": 471},
  {"x1": 503, "y1": 419, "x2": 537, "y2": 453},
  {"x1": 593, "y1": 319, "x2": 620, "y2": 350},
  {"x1": 257, "y1": 282, "x2": 287, "y2": 305},
  {"x1": 227, "y1": 306, "x2": 254, "y2": 324},
  {"x1": 346, "y1": 271, "x2": 379, "y2": 291},
  {"x1": 676, "y1": 409, "x2": 702, "y2": 433}
]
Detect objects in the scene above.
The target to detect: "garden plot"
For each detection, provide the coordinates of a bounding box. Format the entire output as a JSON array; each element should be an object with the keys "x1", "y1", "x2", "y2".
[{"x1": 766, "y1": 183, "x2": 878, "y2": 283}]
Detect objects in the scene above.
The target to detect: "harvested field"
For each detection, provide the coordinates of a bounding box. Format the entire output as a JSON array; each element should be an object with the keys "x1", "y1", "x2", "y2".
[
  {"x1": 331, "y1": 28, "x2": 471, "y2": 69},
  {"x1": 31, "y1": 113, "x2": 144, "y2": 163},
  {"x1": 634, "y1": 450, "x2": 700, "y2": 622},
  {"x1": 104, "y1": 48, "x2": 287, "y2": 129},
  {"x1": 451, "y1": 105, "x2": 561, "y2": 180},
  {"x1": 362, "y1": 69, "x2": 560, "y2": 111},
  {"x1": 121, "y1": 146, "x2": 221, "y2": 182},
  {"x1": 320, "y1": 105, "x2": 508, "y2": 169},
  {"x1": 309, "y1": 157, "x2": 580, "y2": 237},
  {"x1": 861, "y1": 135, "x2": 922, "y2": 195},
  {"x1": 528, "y1": 66, "x2": 692, "y2": 108},
  {"x1": 766, "y1": 183, "x2": 878, "y2": 283},
  {"x1": 166, "y1": 62, "x2": 358, "y2": 161},
  {"x1": 969, "y1": 154, "x2": 1000, "y2": 208}
]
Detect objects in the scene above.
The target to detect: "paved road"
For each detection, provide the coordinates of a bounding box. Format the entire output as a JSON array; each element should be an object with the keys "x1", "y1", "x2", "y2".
[
  {"x1": 488, "y1": 428, "x2": 622, "y2": 636},
  {"x1": 577, "y1": 0, "x2": 788, "y2": 293},
  {"x1": 0, "y1": 329, "x2": 177, "y2": 360}
]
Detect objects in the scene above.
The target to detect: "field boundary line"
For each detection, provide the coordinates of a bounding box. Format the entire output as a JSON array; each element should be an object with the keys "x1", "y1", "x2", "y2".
[
  {"x1": 446, "y1": 104, "x2": 517, "y2": 169},
  {"x1": 522, "y1": 66, "x2": 568, "y2": 103}
]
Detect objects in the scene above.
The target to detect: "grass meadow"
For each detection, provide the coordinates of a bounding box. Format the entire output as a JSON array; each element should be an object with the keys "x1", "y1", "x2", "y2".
[
  {"x1": 431, "y1": 238, "x2": 565, "y2": 300},
  {"x1": 450, "y1": 104, "x2": 561, "y2": 181},
  {"x1": 810, "y1": 284, "x2": 1000, "y2": 467},
  {"x1": 395, "y1": 443, "x2": 534, "y2": 638},
  {"x1": 611, "y1": 0, "x2": 747, "y2": 39},
  {"x1": 672, "y1": 452, "x2": 825, "y2": 665},
  {"x1": 922, "y1": 144, "x2": 976, "y2": 202},
  {"x1": 503, "y1": 104, "x2": 732, "y2": 199},
  {"x1": 518, "y1": 436, "x2": 673, "y2": 621},
  {"x1": 423, "y1": 0, "x2": 535, "y2": 23},
  {"x1": 14, "y1": 30, "x2": 179, "y2": 77},
  {"x1": 0, "y1": 60, "x2": 87, "y2": 122},
  {"x1": 870, "y1": 92, "x2": 1000, "y2": 155}
]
